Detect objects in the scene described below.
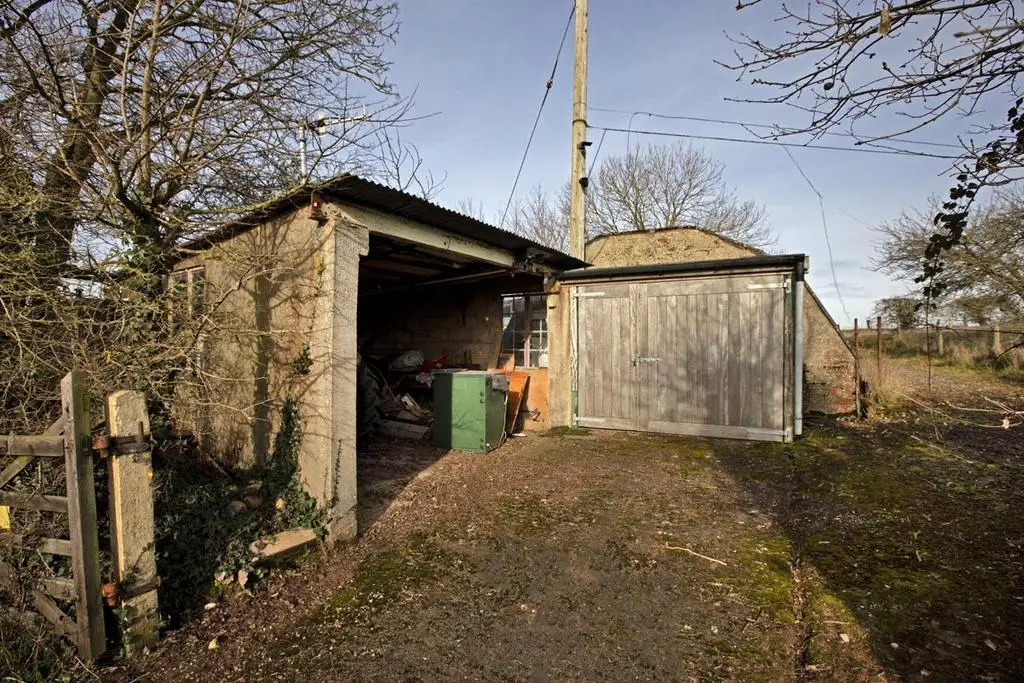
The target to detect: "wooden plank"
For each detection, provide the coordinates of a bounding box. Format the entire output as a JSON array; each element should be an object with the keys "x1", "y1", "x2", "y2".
[
  {"x1": 644, "y1": 272, "x2": 785, "y2": 298},
  {"x1": 726, "y1": 291, "x2": 741, "y2": 426},
  {"x1": 0, "y1": 435, "x2": 65, "y2": 458},
  {"x1": 31, "y1": 589, "x2": 77, "y2": 640},
  {"x1": 0, "y1": 532, "x2": 73, "y2": 556},
  {"x1": 62, "y1": 371, "x2": 106, "y2": 661},
  {"x1": 0, "y1": 491, "x2": 69, "y2": 513},
  {"x1": 578, "y1": 293, "x2": 589, "y2": 418},
  {"x1": 632, "y1": 283, "x2": 648, "y2": 431},
  {"x1": 106, "y1": 389, "x2": 159, "y2": 655},
  {"x1": 646, "y1": 420, "x2": 787, "y2": 442},
  {"x1": 749, "y1": 292, "x2": 765, "y2": 429},
  {"x1": 647, "y1": 295, "x2": 663, "y2": 425},
  {"x1": 575, "y1": 416, "x2": 639, "y2": 430},
  {"x1": 504, "y1": 371, "x2": 530, "y2": 435},
  {"x1": 0, "y1": 558, "x2": 77, "y2": 639},
  {"x1": 617, "y1": 296, "x2": 634, "y2": 424},
  {"x1": 0, "y1": 456, "x2": 35, "y2": 489},
  {"x1": 0, "y1": 418, "x2": 66, "y2": 490},
  {"x1": 767, "y1": 288, "x2": 786, "y2": 430},
  {"x1": 40, "y1": 576, "x2": 76, "y2": 601}
]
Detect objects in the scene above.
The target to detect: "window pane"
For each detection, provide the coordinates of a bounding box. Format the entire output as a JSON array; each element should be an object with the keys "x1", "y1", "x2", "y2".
[{"x1": 190, "y1": 268, "x2": 206, "y2": 316}]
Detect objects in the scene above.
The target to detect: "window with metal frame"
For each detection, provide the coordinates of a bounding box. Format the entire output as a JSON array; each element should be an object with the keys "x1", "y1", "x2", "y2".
[{"x1": 501, "y1": 294, "x2": 548, "y2": 368}]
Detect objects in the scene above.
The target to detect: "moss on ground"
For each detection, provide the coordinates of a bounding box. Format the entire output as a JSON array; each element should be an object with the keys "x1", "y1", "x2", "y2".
[
  {"x1": 735, "y1": 536, "x2": 797, "y2": 624},
  {"x1": 716, "y1": 415, "x2": 1024, "y2": 679},
  {"x1": 540, "y1": 426, "x2": 592, "y2": 437},
  {"x1": 326, "y1": 533, "x2": 459, "y2": 619}
]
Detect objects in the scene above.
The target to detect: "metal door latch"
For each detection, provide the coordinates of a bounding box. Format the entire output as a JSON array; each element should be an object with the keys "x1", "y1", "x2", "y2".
[{"x1": 632, "y1": 357, "x2": 662, "y2": 366}]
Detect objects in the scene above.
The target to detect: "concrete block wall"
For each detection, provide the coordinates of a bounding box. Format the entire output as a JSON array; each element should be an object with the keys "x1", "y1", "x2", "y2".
[
  {"x1": 360, "y1": 280, "x2": 504, "y2": 369},
  {"x1": 171, "y1": 208, "x2": 344, "y2": 513}
]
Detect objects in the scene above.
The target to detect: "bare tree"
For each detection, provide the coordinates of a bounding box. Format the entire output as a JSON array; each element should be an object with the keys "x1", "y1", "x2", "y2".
[
  {"x1": 506, "y1": 184, "x2": 570, "y2": 252},
  {"x1": 874, "y1": 190, "x2": 1024, "y2": 318},
  {"x1": 0, "y1": 0, "x2": 411, "y2": 434},
  {"x1": 1, "y1": 0, "x2": 407, "y2": 275},
  {"x1": 725, "y1": 1, "x2": 1021, "y2": 146},
  {"x1": 454, "y1": 198, "x2": 487, "y2": 221},
  {"x1": 726, "y1": 1, "x2": 1024, "y2": 280},
  {"x1": 504, "y1": 143, "x2": 773, "y2": 252},
  {"x1": 586, "y1": 142, "x2": 773, "y2": 247}
]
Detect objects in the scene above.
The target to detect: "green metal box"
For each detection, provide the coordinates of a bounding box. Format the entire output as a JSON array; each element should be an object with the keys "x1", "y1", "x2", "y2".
[{"x1": 432, "y1": 371, "x2": 508, "y2": 452}]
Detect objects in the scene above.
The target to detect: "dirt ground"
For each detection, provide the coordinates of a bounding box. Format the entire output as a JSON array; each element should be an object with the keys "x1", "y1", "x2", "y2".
[{"x1": 111, "y1": 358, "x2": 1024, "y2": 682}]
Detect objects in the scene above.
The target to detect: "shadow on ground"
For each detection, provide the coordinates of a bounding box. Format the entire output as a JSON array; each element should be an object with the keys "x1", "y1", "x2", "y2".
[
  {"x1": 715, "y1": 415, "x2": 1024, "y2": 681},
  {"x1": 356, "y1": 435, "x2": 450, "y2": 533}
]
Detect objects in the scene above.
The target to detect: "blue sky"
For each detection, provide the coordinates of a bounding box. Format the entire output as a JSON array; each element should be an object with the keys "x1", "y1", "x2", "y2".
[{"x1": 381, "y1": 1, "x2": 983, "y2": 325}]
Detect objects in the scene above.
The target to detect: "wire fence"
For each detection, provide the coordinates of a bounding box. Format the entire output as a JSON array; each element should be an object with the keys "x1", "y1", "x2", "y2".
[{"x1": 843, "y1": 320, "x2": 1024, "y2": 379}]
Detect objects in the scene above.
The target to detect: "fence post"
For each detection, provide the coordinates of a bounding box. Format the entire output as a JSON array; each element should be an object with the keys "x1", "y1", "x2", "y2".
[
  {"x1": 938, "y1": 330, "x2": 945, "y2": 356},
  {"x1": 853, "y1": 318, "x2": 861, "y2": 417},
  {"x1": 61, "y1": 371, "x2": 105, "y2": 660},
  {"x1": 876, "y1": 316, "x2": 883, "y2": 378},
  {"x1": 993, "y1": 324, "x2": 1002, "y2": 355},
  {"x1": 106, "y1": 390, "x2": 159, "y2": 654}
]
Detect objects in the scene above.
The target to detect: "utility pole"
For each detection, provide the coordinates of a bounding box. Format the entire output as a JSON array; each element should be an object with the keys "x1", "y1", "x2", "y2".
[{"x1": 568, "y1": 0, "x2": 589, "y2": 260}]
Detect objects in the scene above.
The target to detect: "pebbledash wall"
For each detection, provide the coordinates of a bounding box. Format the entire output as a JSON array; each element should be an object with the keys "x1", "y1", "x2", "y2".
[{"x1": 584, "y1": 227, "x2": 857, "y2": 415}]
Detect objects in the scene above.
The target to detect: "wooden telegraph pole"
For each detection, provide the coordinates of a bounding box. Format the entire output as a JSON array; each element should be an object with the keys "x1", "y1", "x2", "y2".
[
  {"x1": 568, "y1": 0, "x2": 588, "y2": 259},
  {"x1": 567, "y1": 0, "x2": 589, "y2": 427}
]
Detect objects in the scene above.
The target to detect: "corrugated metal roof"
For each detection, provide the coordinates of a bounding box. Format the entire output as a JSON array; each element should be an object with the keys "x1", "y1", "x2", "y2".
[{"x1": 180, "y1": 174, "x2": 586, "y2": 270}]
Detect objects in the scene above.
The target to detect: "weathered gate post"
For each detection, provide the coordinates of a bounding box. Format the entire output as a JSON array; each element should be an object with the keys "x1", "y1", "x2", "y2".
[
  {"x1": 106, "y1": 390, "x2": 159, "y2": 654},
  {"x1": 62, "y1": 371, "x2": 106, "y2": 660}
]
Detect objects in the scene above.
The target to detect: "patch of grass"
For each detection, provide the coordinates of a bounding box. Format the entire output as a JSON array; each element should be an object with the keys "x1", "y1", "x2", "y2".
[
  {"x1": 803, "y1": 578, "x2": 884, "y2": 680},
  {"x1": 0, "y1": 608, "x2": 90, "y2": 682},
  {"x1": 718, "y1": 414, "x2": 1024, "y2": 679}
]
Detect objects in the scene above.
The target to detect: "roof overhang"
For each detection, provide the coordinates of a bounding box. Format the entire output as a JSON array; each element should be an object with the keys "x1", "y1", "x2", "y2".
[
  {"x1": 178, "y1": 174, "x2": 587, "y2": 271},
  {"x1": 556, "y1": 254, "x2": 808, "y2": 284}
]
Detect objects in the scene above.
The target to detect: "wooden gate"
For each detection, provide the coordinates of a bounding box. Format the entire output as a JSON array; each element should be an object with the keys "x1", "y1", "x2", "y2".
[
  {"x1": 576, "y1": 272, "x2": 791, "y2": 441},
  {"x1": 0, "y1": 371, "x2": 105, "y2": 659},
  {"x1": 0, "y1": 372, "x2": 159, "y2": 660}
]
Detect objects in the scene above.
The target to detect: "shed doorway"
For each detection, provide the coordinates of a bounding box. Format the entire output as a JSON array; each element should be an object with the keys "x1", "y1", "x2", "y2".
[{"x1": 575, "y1": 271, "x2": 792, "y2": 441}]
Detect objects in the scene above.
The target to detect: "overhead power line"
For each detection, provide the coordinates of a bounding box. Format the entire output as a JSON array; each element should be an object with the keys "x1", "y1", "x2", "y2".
[
  {"x1": 589, "y1": 106, "x2": 964, "y2": 151},
  {"x1": 589, "y1": 125, "x2": 962, "y2": 160},
  {"x1": 779, "y1": 146, "x2": 852, "y2": 325},
  {"x1": 587, "y1": 128, "x2": 607, "y2": 175},
  {"x1": 499, "y1": 3, "x2": 575, "y2": 227}
]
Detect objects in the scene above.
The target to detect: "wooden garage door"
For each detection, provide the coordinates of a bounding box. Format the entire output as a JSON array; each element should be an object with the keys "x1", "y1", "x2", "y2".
[{"x1": 576, "y1": 273, "x2": 789, "y2": 441}]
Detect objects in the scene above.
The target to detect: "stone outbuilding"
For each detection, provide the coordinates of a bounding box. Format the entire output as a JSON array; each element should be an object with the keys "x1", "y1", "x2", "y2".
[
  {"x1": 170, "y1": 176, "x2": 582, "y2": 539},
  {"x1": 170, "y1": 181, "x2": 857, "y2": 540}
]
